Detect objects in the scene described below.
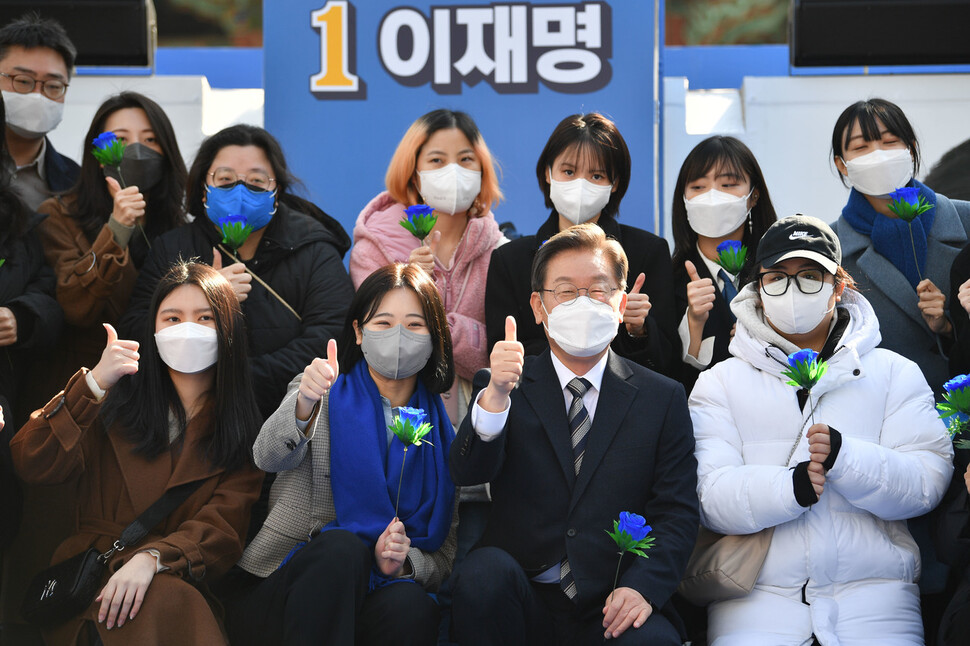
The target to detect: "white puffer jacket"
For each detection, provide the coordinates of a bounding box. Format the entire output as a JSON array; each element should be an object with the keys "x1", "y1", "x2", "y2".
[{"x1": 689, "y1": 285, "x2": 953, "y2": 591}]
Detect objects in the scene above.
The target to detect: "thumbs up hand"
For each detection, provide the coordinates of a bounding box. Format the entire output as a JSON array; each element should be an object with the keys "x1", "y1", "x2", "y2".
[
  {"x1": 212, "y1": 247, "x2": 252, "y2": 303},
  {"x1": 623, "y1": 273, "x2": 651, "y2": 337},
  {"x1": 685, "y1": 260, "x2": 716, "y2": 327},
  {"x1": 481, "y1": 316, "x2": 524, "y2": 413},
  {"x1": 408, "y1": 230, "x2": 441, "y2": 276},
  {"x1": 90, "y1": 323, "x2": 140, "y2": 391},
  {"x1": 296, "y1": 338, "x2": 340, "y2": 422},
  {"x1": 106, "y1": 176, "x2": 145, "y2": 228}
]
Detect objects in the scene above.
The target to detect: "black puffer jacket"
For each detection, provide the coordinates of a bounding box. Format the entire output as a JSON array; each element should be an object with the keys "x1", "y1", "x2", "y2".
[
  {"x1": 0, "y1": 209, "x2": 62, "y2": 545},
  {"x1": 120, "y1": 203, "x2": 355, "y2": 419}
]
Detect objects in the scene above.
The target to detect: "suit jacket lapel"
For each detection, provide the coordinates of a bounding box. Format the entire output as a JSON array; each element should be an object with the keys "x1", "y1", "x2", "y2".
[
  {"x1": 570, "y1": 352, "x2": 636, "y2": 512},
  {"x1": 521, "y1": 352, "x2": 576, "y2": 488}
]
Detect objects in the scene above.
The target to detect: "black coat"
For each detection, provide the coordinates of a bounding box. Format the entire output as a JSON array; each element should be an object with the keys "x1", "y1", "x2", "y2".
[
  {"x1": 0, "y1": 209, "x2": 62, "y2": 545},
  {"x1": 450, "y1": 350, "x2": 698, "y2": 630},
  {"x1": 671, "y1": 246, "x2": 736, "y2": 392},
  {"x1": 120, "y1": 203, "x2": 355, "y2": 419},
  {"x1": 949, "y1": 242, "x2": 970, "y2": 376},
  {"x1": 484, "y1": 213, "x2": 681, "y2": 378}
]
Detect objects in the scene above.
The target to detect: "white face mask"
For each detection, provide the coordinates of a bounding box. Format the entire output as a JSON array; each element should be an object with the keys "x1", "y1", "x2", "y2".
[
  {"x1": 542, "y1": 296, "x2": 618, "y2": 357},
  {"x1": 417, "y1": 163, "x2": 482, "y2": 215},
  {"x1": 684, "y1": 189, "x2": 752, "y2": 238},
  {"x1": 549, "y1": 176, "x2": 613, "y2": 225},
  {"x1": 154, "y1": 322, "x2": 219, "y2": 374},
  {"x1": 840, "y1": 148, "x2": 913, "y2": 198},
  {"x1": 761, "y1": 282, "x2": 835, "y2": 335},
  {"x1": 2, "y1": 91, "x2": 65, "y2": 139}
]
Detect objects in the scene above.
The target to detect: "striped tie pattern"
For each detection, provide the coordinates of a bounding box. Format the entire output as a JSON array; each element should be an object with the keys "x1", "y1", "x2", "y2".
[{"x1": 560, "y1": 377, "x2": 592, "y2": 600}]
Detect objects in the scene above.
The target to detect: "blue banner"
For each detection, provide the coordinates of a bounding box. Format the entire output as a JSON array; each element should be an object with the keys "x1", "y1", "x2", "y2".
[{"x1": 264, "y1": 1, "x2": 659, "y2": 240}]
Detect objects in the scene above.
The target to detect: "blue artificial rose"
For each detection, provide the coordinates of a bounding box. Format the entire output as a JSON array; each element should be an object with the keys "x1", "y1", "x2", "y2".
[
  {"x1": 405, "y1": 204, "x2": 435, "y2": 221},
  {"x1": 398, "y1": 406, "x2": 428, "y2": 429},
  {"x1": 92, "y1": 132, "x2": 117, "y2": 150},
  {"x1": 617, "y1": 511, "x2": 651, "y2": 542},
  {"x1": 716, "y1": 240, "x2": 742, "y2": 255},
  {"x1": 218, "y1": 214, "x2": 248, "y2": 228},
  {"x1": 890, "y1": 187, "x2": 920, "y2": 209},
  {"x1": 788, "y1": 348, "x2": 818, "y2": 369},
  {"x1": 944, "y1": 374, "x2": 970, "y2": 394}
]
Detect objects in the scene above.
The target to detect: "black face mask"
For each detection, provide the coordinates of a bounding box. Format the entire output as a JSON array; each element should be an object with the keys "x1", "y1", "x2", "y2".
[{"x1": 103, "y1": 143, "x2": 165, "y2": 192}]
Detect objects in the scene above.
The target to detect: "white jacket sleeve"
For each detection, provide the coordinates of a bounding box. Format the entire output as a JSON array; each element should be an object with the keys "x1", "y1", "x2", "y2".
[
  {"x1": 253, "y1": 373, "x2": 320, "y2": 473},
  {"x1": 826, "y1": 358, "x2": 953, "y2": 520},
  {"x1": 690, "y1": 369, "x2": 808, "y2": 535}
]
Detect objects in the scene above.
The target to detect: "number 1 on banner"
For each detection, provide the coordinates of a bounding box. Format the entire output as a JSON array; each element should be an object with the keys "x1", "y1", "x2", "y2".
[{"x1": 311, "y1": 1, "x2": 360, "y2": 93}]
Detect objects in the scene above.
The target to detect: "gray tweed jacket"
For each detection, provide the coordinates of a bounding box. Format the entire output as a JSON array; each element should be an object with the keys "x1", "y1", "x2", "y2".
[{"x1": 237, "y1": 373, "x2": 458, "y2": 589}]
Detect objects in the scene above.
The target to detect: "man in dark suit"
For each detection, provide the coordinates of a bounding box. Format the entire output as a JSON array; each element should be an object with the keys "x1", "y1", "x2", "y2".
[{"x1": 450, "y1": 224, "x2": 698, "y2": 645}]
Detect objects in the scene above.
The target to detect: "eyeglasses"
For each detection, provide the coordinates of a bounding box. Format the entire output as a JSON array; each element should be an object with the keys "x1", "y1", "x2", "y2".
[
  {"x1": 540, "y1": 282, "x2": 619, "y2": 304},
  {"x1": 208, "y1": 168, "x2": 276, "y2": 192},
  {"x1": 0, "y1": 72, "x2": 68, "y2": 100},
  {"x1": 759, "y1": 269, "x2": 827, "y2": 296}
]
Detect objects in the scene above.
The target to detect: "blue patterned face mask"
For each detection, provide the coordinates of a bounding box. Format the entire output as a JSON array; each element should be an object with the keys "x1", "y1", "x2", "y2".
[{"x1": 204, "y1": 182, "x2": 277, "y2": 232}]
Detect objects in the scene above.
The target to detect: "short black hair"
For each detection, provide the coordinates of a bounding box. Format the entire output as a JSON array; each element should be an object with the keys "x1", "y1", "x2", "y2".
[
  {"x1": 536, "y1": 113, "x2": 631, "y2": 220},
  {"x1": 831, "y1": 98, "x2": 920, "y2": 187},
  {"x1": 0, "y1": 12, "x2": 77, "y2": 73}
]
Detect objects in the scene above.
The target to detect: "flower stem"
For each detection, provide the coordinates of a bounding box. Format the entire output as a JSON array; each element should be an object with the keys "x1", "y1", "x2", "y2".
[
  {"x1": 610, "y1": 551, "x2": 624, "y2": 603},
  {"x1": 907, "y1": 223, "x2": 923, "y2": 284},
  {"x1": 395, "y1": 447, "x2": 408, "y2": 518},
  {"x1": 218, "y1": 244, "x2": 302, "y2": 322}
]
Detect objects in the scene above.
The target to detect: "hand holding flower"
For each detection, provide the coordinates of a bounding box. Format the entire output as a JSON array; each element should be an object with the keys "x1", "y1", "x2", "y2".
[
  {"x1": 106, "y1": 176, "x2": 145, "y2": 229},
  {"x1": 296, "y1": 338, "x2": 339, "y2": 423},
  {"x1": 90, "y1": 323, "x2": 139, "y2": 391},
  {"x1": 602, "y1": 587, "x2": 652, "y2": 640},
  {"x1": 623, "y1": 273, "x2": 651, "y2": 337},
  {"x1": 916, "y1": 279, "x2": 950, "y2": 335},
  {"x1": 408, "y1": 229, "x2": 441, "y2": 276},
  {"x1": 211, "y1": 248, "x2": 252, "y2": 303},
  {"x1": 964, "y1": 465, "x2": 970, "y2": 495},
  {"x1": 375, "y1": 517, "x2": 410, "y2": 577}
]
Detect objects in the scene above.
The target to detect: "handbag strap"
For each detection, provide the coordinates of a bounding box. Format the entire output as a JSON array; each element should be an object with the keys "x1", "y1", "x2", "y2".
[{"x1": 99, "y1": 480, "x2": 204, "y2": 562}]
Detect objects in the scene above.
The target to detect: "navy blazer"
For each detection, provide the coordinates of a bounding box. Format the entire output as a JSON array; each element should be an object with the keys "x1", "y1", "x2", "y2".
[{"x1": 450, "y1": 350, "x2": 698, "y2": 624}]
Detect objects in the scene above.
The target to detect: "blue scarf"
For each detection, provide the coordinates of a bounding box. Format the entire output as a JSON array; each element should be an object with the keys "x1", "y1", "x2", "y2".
[
  {"x1": 325, "y1": 360, "x2": 454, "y2": 556},
  {"x1": 840, "y1": 179, "x2": 937, "y2": 289}
]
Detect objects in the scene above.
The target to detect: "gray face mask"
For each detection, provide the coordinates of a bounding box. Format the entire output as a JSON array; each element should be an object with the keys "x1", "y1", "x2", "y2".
[
  {"x1": 360, "y1": 325, "x2": 433, "y2": 379},
  {"x1": 103, "y1": 143, "x2": 165, "y2": 192}
]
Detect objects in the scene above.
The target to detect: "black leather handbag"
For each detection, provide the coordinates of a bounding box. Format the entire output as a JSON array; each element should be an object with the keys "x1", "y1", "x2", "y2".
[{"x1": 21, "y1": 480, "x2": 203, "y2": 626}]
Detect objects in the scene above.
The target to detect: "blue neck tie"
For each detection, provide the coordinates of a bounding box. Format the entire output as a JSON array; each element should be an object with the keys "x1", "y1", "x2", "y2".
[
  {"x1": 719, "y1": 269, "x2": 738, "y2": 305},
  {"x1": 560, "y1": 377, "x2": 592, "y2": 600}
]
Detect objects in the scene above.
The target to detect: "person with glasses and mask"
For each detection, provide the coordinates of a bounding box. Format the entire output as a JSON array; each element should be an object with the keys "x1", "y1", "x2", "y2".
[
  {"x1": 120, "y1": 124, "x2": 354, "y2": 421},
  {"x1": 0, "y1": 12, "x2": 79, "y2": 210},
  {"x1": 450, "y1": 223, "x2": 698, "y2": 646},
  {"x1": 689, "y1": 215, "x2": 953, "y2": 645}
]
